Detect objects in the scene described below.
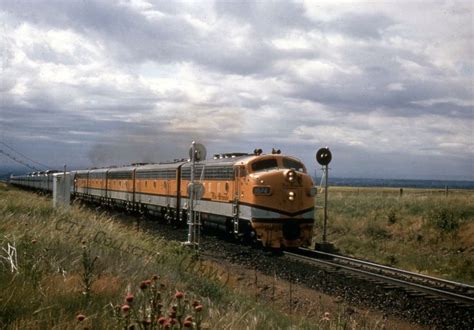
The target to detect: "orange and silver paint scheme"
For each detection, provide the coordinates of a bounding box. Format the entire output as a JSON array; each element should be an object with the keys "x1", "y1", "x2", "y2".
[
  {"x1": 235, "y1": 154, "x2": 315, "y2": 248},
  {"x1": 11, "y1": 152, "x2": 317, "y2": 249},
  {"x1": 180, "y1": 153, "x2": 316, "y2": 248}
]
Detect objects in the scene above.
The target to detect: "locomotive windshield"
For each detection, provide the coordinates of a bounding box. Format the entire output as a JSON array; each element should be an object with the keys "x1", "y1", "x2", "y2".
[
  {"x1": 282, "y1": 158, "x2": 305, "y2": 172},
  {"x1": 251, "y1": 159, "x2": 278, "y2": 172},
  {"x1": 250, "y1": 157, "x2": 306, "y2": 173}
]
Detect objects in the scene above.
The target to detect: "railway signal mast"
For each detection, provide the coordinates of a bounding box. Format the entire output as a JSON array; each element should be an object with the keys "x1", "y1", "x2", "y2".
[
  {"x1": 186, "y1": 141, "x2": 206, "y2": 249},
  {"x1": 316, "y1": 147, "x2": 332, "y2": 249}
]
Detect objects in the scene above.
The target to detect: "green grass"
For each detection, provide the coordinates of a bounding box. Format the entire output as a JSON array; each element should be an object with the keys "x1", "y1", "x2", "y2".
[
  {"x1": 314, "y1": 187, "x2": 474, "y2": 283},
  {"x1": 1, "y1": 183, "x2": 389, "y2": 329}
]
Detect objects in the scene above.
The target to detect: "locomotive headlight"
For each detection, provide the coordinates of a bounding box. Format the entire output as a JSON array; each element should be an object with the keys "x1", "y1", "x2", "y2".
[
  {"x1": 253, "y1": 186, "x2": 272, "y2": 196},
  {"x1": 286, "y1": 169, "x2": 296, "y2": 182},
  {"x1": 288, "y1": 191, "x2": 295, "y2": 201}
]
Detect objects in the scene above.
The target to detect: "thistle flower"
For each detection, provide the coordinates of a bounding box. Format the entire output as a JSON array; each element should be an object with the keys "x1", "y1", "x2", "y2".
[
  {"x1": 185, "y1": 316, "x2": 193, "y2": 322},
  {"x1": 175, "y1": 291, "x2": 184, "y2": 299},
  {"x1": 140, "y1": 281, "x2": 149, "y2": 290},
  {"x1": 121, "y1": 304, "x2": 130, "y2": 313},
  {"x1": 76, "y1": 314, "x2": 86, "y2": 322},
  {"x1": 125, "y1": 294, "x2": 134, "y2": 303},
  {"x1": 184, "y1": 320, "x2": 193, "y2": 328},
  {"x1": 322, "y1": 311, "x2": 330, "y2": 321},
  {"x1": 158, "y1": 317, "x2": 166, "y2": 325},
  {"x1": 192, "y1": 300, "x2": 199, "y2": 307},
  {"x1": 31, "y1": 239, "x2": 37, "y2": 244},
  {"x1": 195, "y1": 305, "x2": 203, "y2": 312}
]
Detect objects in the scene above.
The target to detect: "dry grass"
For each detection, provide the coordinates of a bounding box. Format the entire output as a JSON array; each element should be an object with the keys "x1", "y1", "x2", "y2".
[
  {"x1": 1, "y1": 183, "x2": 389, "y2": 329},
  {"x1": 314, "y1": 186, "x2": 474, "y2": 283}
]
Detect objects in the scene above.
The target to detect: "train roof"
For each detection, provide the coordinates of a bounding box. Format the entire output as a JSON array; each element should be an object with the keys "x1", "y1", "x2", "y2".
[
  {"x1": 107, "y1": 165, "x2": 137, "y2": 173},
  {"x1": 88, "y1": 168, "x2": 109, "y2": 174},
  {"x1": 135, "y1": 161, "x2": 187, "y2": 171},
  {"x1": 181, "y1": 155, "x2": 254, "y2": 168},
  {"x1": 70, "y1": 152, "x2": 304, "y2": 173}
]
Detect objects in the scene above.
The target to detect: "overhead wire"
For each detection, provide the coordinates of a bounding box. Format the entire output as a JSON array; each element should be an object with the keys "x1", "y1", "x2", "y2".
[
  {"x1": 0, "y1": 149, "x2": 40, "y2": 171},
  {"x1": 0, "y1": 141, "x2": 50, "y2": 169}
]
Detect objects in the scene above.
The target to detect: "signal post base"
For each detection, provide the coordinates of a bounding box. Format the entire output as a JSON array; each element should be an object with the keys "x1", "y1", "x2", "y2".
[{"x1": 315, "y1": 241, "x2": 337, "y2": 254}]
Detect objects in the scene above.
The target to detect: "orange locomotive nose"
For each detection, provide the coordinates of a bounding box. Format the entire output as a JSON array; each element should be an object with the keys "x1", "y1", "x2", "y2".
[{"x1": 248, "y1": 165, "x2": 315, "y2": 248}]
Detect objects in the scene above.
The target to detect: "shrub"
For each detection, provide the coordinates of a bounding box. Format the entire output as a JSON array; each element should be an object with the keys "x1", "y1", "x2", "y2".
[
  {"x1": 428, "y1": 206, "x2": 462, "y2": 232},
  {"x1": 387, "y1": 208, "x2": 397, "y2": 225}
]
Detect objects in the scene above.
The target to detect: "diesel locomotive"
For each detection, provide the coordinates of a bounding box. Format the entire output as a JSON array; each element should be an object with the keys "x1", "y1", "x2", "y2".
[{"x1": 10, "y1": 151, "x2": 317, "y2": 248}]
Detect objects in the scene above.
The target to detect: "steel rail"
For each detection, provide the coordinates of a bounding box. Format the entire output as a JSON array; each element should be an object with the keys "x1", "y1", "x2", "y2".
[
  {"x1": 298, "y1": 248, "x2": 474, "y2": 292},
  {"x1": 284, "y1": 249, "x2": 474, "y2": 307}
]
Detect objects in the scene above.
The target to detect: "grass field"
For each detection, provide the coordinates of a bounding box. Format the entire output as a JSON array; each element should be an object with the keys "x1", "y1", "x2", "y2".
[
  {"x1": 314, "y1": 187, "x2": 474, "y2": 283},
  {"x1": 1, "y1": 183, "x2": 388, "y2": 329},
  {"x1": 3, "y1": 183, "x2": 471, "y2": 329}
]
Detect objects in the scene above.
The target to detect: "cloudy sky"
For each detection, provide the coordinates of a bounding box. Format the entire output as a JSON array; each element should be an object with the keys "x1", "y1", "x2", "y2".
[{"x1": 0, "y1": 0, "x2": 472, "y2": 180}]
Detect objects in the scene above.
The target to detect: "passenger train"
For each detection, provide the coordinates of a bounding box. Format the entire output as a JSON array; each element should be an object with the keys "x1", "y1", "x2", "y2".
[{"x1": 10, "y1": 150, "x2": 317, "y2": 248}]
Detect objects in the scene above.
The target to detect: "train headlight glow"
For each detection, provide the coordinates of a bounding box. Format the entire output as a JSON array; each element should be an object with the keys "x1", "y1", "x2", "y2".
[
  {"x1": 288, "y1": 191, "x2": 295, "y2": 201},
  {"x1": 253, "y1": 186, "x2": 272, "y2": 196},
  {"x1": 308, "y1": 186, "x2": 317, "y2": 197},
  {"x1": 287, "y1": 170, "x2": 296, "y2": 182}
]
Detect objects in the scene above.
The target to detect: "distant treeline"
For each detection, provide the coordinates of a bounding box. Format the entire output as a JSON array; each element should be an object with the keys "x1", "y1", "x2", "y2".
[{"x1": 314, "y1": 177, "x2": 474, "y2": 190}]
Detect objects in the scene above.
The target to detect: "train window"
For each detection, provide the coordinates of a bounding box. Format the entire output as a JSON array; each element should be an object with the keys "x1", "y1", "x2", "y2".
[
  {"x1": 182, "y1": 166, "x2": 233, "y2": 180},
  {"x1": 251, "y1": 159, "x2": 278, "y2": 172},
  {"x1": 136, "y1": 169, "x2": 176, "y2": 180},
  {"x1": 282, "y1": 158, "x2": 305, "y2": 172}
]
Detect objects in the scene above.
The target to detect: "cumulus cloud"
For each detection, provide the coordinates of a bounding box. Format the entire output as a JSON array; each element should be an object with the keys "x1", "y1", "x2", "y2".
[{"x1": 0, "y1": 0, "x2": 472, "y2": 180}]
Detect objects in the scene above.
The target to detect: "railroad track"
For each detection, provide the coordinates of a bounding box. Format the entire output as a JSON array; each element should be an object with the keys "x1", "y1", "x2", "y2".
[{"x1": 284, "y1": 247, "x2": 474, "y2": 308}]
